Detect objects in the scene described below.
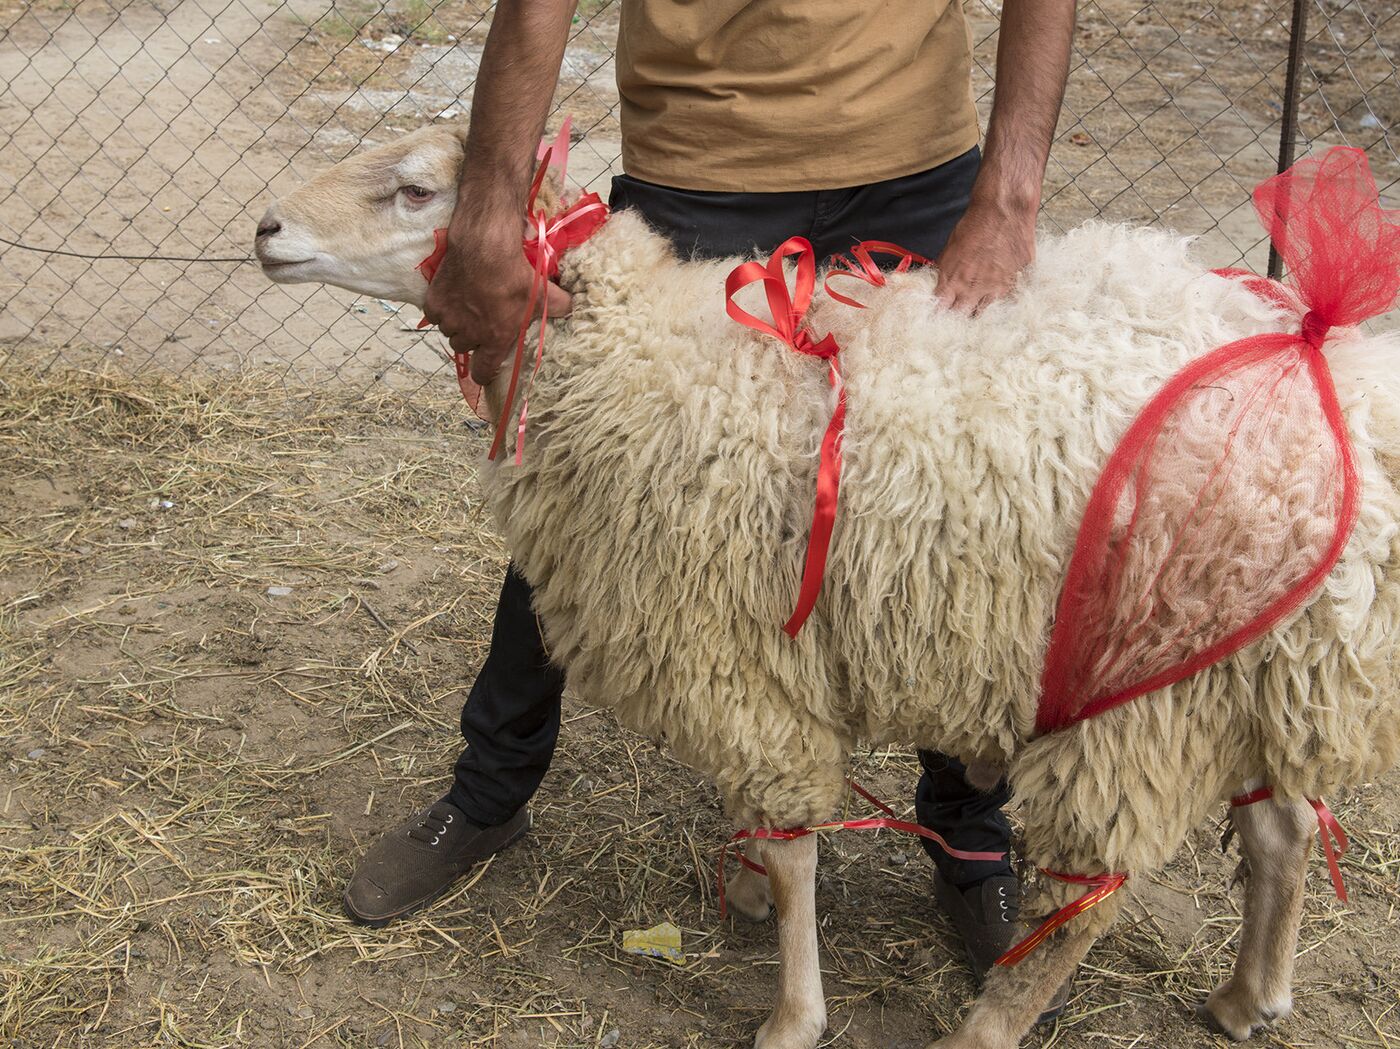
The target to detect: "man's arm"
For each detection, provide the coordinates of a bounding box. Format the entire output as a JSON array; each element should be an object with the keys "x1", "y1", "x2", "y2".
[
  {"x1": 424, "y1": 0, "x2": 578, "y2": 383},
  {"x1": 936, "y1": 0, "x2": 1076, "y2": 315}
]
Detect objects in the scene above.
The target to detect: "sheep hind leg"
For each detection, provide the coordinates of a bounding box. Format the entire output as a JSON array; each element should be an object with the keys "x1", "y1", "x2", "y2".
[
  {"x1": 926, "y1": 894, "x2": 1122, "y2": 1049},
  {"x1": 753, "y1": 834, "x2": 825, "y2": 1049},
  {"x1": 726, "y1": 838, "x2": 774, "y2": 922},
  {"x1": 1202, "y1": 794, "x2": 1314, "y2": 1040}
]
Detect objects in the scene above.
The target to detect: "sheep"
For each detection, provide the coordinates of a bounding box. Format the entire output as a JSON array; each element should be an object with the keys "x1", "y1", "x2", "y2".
[{"x1": 255, "y1": 124, "x2": 1400, "y2": 1049}]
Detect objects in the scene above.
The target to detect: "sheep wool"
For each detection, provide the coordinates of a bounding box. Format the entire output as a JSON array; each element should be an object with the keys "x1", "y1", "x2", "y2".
[{"x1": 479, "y1": 208, "x2": 1400, "y2": 896}]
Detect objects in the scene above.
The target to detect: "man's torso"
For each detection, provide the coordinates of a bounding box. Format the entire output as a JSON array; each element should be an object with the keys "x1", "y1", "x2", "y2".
[{"x1": 616, "y1": 0, "x2": 981, "y2": 192}]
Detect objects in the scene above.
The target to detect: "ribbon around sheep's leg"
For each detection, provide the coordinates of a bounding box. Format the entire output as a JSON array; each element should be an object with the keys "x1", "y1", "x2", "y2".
[
  {"x1": 725, "y1": 237, "x2": 845, "y2": 637},
  {"x1": 995, "y1": 870, "x2": 1128, "y2": 967},
  {"x1": 1230, "y1": 787, "x2": 1350, "y2": 901},
  {"x1": 717, "y1": 779, "x2": 1004, "y2": 918}
]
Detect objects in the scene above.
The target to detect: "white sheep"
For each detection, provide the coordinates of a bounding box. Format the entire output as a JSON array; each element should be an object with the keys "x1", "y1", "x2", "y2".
[{"x1": 256, "y1": 125, "x2": 1400, "y2": 1049}]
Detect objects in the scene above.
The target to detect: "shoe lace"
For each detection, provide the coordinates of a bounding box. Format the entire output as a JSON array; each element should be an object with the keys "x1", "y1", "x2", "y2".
[{"x1": 407, "y1": 805, "x2": 455, "y2": 847}]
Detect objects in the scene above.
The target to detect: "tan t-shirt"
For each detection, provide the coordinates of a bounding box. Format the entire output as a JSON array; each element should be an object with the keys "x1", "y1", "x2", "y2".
[{"x1": 616, "y1": 0, "x2": 981, "y2": 192}]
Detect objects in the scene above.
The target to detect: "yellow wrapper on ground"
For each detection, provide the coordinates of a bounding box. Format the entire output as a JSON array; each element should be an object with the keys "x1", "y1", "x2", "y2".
[{"x1": 621, "y1": 921, "x2": 684, "y2": 964}]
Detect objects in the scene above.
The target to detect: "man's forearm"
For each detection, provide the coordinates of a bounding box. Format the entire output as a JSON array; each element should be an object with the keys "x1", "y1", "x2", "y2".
[
  {"x1": 975, "y1": 0, "x2": 1077, "y2": 212},
  {"x1": 457, "y1": 0, "x2": 578, "y2": 225}
]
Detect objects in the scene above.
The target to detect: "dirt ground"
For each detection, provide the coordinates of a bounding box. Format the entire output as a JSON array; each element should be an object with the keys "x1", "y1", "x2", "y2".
[{"x1": 3, "y1": 357, "x2": 1400, "y2": 1049}]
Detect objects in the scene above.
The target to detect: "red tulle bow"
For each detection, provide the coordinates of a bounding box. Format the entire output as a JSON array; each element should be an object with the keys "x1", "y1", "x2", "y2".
[
  {"x1": 725, "y1": 237, "x2": 844, "y2": 637},
  {"x1": 1034, "y1": 145, "x2": 1399, "y2": 737},
  {"x1": 824, "y1": 240, "x2": 930, "y2": 309},
  {"x1": 1230, "y1": 787, "x2": 1350, "y2": 901},
  {"x1": 995, "y1": 870, "x2": 1128, "y2": 967}
]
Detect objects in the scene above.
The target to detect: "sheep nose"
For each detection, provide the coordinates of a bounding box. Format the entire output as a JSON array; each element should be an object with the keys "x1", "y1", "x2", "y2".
[{"x1": 256, "y1": 217, "x2": 282, "y2": 239}]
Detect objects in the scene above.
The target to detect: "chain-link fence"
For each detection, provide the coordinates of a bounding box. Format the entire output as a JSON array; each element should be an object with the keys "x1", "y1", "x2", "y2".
[{"x1": 1, "y1": 0, "x2": 1395, "y2": 402}]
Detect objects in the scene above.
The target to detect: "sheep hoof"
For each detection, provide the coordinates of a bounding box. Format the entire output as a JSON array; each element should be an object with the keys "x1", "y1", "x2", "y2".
[
  {"x1": 1200, "y1": 982, "x2": 1291, "y2": 1041},
  {"x1": 725, "y1": 872, "x2": 773, "y2": 922},
  {"x1": 753, "y1": 1009, "x2": 824, "y2": 1049}
]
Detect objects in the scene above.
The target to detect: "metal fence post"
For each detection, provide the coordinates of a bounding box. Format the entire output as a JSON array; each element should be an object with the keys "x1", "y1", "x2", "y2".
[{"x1": 1269, "y1": 0, "x2": 1312, "y2": 280}]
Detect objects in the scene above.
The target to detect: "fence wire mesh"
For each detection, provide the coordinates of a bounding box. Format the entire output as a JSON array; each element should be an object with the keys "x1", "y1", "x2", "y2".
[{"x1": 0, "y1": 0, "x2": 1395, "y2": 404}]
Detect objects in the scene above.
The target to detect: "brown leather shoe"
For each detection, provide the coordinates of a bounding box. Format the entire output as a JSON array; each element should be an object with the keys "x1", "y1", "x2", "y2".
[
  {"x1": 343, "y1": 801, "x2": 530, "y2": 927},
  {"x1": 934, "y1": 871, "x2": 1073, "y2": 1023}
]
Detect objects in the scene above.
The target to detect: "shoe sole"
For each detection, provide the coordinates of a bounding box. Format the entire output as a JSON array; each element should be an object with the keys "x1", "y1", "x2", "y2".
[{"x1": 342, "y1": 814, "x2": 531, "y2": 928}]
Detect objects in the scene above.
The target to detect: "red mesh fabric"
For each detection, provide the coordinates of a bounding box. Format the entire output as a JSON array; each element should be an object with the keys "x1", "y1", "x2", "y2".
[{"x1": 1037, "y1": 147, "x2": 1400, "y2": 736}]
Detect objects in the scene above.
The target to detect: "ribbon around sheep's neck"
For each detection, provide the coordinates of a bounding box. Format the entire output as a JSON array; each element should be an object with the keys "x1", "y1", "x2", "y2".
[
  {"x1": 491, "y1": 159, "x2": 609, "y2": 464},
  {"x1": 1230, "y1": 787, "x2": 1349, "y2": 901},
  {"x1": 415, "y1": 117, "x2": 608, "y2": 457},
  {"x1": 416, "y1": 230, "x2": 486, "y2": 416},
  {"x1": 823, "y1": 240, "x2": 930, "y2": 309},
  {"x1": 725, "y1": 237, "x2": 844, "y2": 637}
]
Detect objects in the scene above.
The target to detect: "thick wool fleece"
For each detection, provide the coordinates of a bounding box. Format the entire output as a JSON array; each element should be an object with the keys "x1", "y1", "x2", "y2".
[{"x1": 481, "y1": 211, "x2": 1400, "y2": 887}]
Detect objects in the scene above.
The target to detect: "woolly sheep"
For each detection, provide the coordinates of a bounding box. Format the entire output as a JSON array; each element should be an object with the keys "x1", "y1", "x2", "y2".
[{"x1": 256, "y1": 125, "x2": 1400, "y2": 1049}]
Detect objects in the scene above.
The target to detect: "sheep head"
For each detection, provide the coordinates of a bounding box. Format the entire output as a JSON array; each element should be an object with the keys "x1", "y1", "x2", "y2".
[{"x1": 254, "y1": 125, "x2": 468, "y2": 307}]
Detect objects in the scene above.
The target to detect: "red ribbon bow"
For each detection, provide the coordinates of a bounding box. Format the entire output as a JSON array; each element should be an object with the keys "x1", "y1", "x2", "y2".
[
  {"x1": 725, "y1": 237, "x2": 844, "y2": 637},
  {"x1": 725, "y1": 237, "x2": 927, "y2": 635},
  {"x1": 824, "y1": 240, "x2": 930, "y2": 309},
  {"x1": 415, "y1": 120, "x2": 608, "y2": 455},
  {"x1": 490, "y1": 163, "x2": 609, "y2": 464}
]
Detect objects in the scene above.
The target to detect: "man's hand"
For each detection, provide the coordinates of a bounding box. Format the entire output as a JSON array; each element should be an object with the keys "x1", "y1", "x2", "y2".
[
  {"x1": 425, "y1": 0, "x2": 578, "y2": 385},
  {"x1": 935, "y1": 194, "x2": 1037, "y2": 315},
  {"x1": 423, "y1": 220, "x2": 573, "y2": 385},
  {"x1": 938, "y1": 0, "x2": 1075, "y2": 315}
]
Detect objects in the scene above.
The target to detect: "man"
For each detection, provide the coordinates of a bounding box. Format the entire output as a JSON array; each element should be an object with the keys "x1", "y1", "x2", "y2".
[{"x1": 345, "y1": 0, "x2": 1075, "y2": 994}]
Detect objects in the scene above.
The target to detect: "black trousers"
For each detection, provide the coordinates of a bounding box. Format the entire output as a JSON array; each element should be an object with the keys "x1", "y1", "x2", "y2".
[{"x1": 451, "y1": 148, "x2": 1013, "y2": 887}]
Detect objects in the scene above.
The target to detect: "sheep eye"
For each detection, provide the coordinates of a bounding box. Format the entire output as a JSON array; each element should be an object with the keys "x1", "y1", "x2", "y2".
[{"x1": 401, "y1": 185, "x2": 434, "y2": 203}]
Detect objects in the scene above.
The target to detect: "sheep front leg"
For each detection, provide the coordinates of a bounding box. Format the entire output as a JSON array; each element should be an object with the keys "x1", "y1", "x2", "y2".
[
  {"x1": 928, "y1": 893, "x2": 1121, "y2": 1049},
  {"x1": 754, "y1": 834, "x2": 825, "y2": 1049},
  {"x1": 1202, "y1": 795, "x2": 1314, "y2": 1040},
  {"x1": 727, "y1": 838, "x2": 774, "y2": 922}
]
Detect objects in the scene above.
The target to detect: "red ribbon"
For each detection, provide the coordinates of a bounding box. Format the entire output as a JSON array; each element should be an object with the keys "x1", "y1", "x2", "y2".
[
  {"x1": 1230, "y1": 787, "x2": 1349, "y2": 901},
  {"x1": 1209, "y1": 267, "x2": 1299, "y2": 313},
  {"x1": 417, "y1": 227, "x2": 448, "y2": 285},
  {"x1": 417, "y1": 228, "x2": 485, "y2": 416},
  {"x1": 995, "y1": 870, "x2": 1128, "y2": 967},
  {"x1": 414, "y1": 121, "x2": 608, "y2": 445},
  {"x1": 725, "y1": 237, "x2": 844, "y2": 637},
  {"x1": 1310, "y1": 798, "x2": 1350, "y2": 903},
  {"x1": 717, "y1": 778, "x2": 1005, "y2": 918},
  {"x1": 824, "y1": 240, "x2": 930, "y2": 309},
  {"x1": 489, "y1": 158, "x2": 608, "y2": 464}
]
